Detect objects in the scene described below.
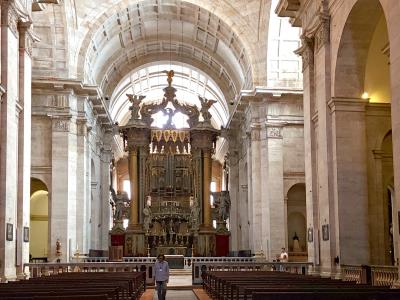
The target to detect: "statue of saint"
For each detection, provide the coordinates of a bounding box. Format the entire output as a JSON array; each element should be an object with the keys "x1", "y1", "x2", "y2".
[
  {"x1": 190, "y1": 198, "x2": 200, "y2": 232},
  {"x1": 216, "y1": 191, "x2": 231, "y2": 221},
  {"x1": 56, "y1": 239, "x2": 62, "y2": 256},
  {"x1": 114, "y1": 196, "x2": 124, "y2": 222},
  {"x1": 292, "y1": 232, "x2": 301, "y2": 252},
  {"x1": 143, "y1": 204, "x2": 152, "y2": 233}
]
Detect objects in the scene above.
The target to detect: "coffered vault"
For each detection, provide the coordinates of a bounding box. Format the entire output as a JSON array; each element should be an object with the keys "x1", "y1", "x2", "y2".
[{"x1": 75, "y1": 0, "x2": 269, "y2": 92}]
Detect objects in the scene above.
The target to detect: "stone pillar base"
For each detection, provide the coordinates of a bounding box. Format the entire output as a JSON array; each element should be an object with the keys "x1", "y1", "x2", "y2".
[
  {"x1": 318, "y1": 265, "x2": 341, "y2": 279},
  {"x1": 307, "y1": 265, "x2": 320, "y2": 276},
  {"x1": 125, "y1": 230, "x2": 146, "y2": 256},
  {"x1": 197, "y1": 229, "x2": 215, "y2": 256}
]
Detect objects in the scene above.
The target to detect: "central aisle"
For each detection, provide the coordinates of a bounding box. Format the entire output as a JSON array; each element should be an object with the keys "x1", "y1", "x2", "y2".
[{"x1": 153, "y1": 290, "x2": 197, "y2": 300}]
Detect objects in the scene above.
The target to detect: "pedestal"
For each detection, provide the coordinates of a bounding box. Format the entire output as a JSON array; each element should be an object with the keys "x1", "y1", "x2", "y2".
[
  {"x1": 109, "y1": 246, "x2": 124, "y2": 261},
  {"x1": 197, "y1": 228, "x2": 215, "y2": 256},
  {"x1": 215, "y1": 234, "x2": 230, "y2": 257},
  {"x1": 125, "y1": 229, "x2": 146, "y2": 256}
]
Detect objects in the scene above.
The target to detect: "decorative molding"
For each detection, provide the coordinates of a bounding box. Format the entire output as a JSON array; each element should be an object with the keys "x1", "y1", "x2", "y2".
[
  {"x1": 372, "y1": 149, "x2": 384, "y2": 160},
  {"x1": 328, "y1": 98, "x2": 368, "y2": 114},
  {"x1": 7, "y1": 5, "x2": 19, "y2": 37},
  {"x1": 366, "y1": 103, "x2": 391, "y2": 117},
  {"x1": 295, "y1": 35, "x2": 314, "y2": 71},
  {"x1": 18, "y1": 22, "x2": 37, "y2": 57},
  {"x1": 52, "y1": 118, "x2": 70, "y2": 132},
  {"x1": 266, "y1": 126, "x2": 283, "y2": 139},
  {"x1": 30, "y1": 215, "x2": 48, "y2": 221},
  {"x1": 76, "y1": 119, "x2": 88, "y2": 136},
  {"x1": 250, "y1": 127, "x2": 261, "y2": 141},
  {"x1": 31, "y1": 166, "x2": 52, "y2": 174},
  {"x1": 311, "y1": 112, "x2": 318, "y2": 124},
  {"x1": 15, "y1": 101, "x2": 23, "y2": 117},
  {"x1": 283, "y1": 171, "x2": 305, "y2": 179},
  {"x1": 314, "y1": 14, "x2": 330, "y2": 52}
]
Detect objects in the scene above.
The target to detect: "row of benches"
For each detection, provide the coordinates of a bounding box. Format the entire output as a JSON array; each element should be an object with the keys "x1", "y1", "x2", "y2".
[
  {"x1": 0, "y1": 271, "x2": 146, "y2": 300},
  {"x1": 202, "y1": 271, "x2": 400, "y2": 300}
]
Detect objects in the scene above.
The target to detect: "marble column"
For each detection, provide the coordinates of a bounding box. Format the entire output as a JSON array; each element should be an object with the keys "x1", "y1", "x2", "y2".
[
  {"x1": 312, "y1": 16, "x2": 339, "y2": 277},
  {"x1": 191, "y1": 128, "x2": 219, "y2": 256},
  {"x1": 16, "y1": 21, "x2": 33, "y2": 278},
  {"x1": 264, "y1": 124, "x2": 285, "y2": 259},
  {"x1": 0, "y1": 2, "x2": 21, "y2": 280},
  {"x1": 249, "y1": 122, "x2": 262, "y2": 256},
  {"x1": 328, "y1": 98, "x2": 370, "y2": 265},
  {"x1": 121, "y1": 126, "x2": 150, "y2": 256},
  {"x1": 227, "y1": 148, "x2": 239, "y2": 250},
  {"x1": 50, "y1": 114, "x2": 77, "y2": 262},
  {"x1": 128, "y1": 147, "x2": 139, "y2": 229},
  {"x1": 202, "y1": 149, "x2": 212, "y2": 229},
  {"x1": 296, "y1": 35, "x2": 320, "y2": 269},
  {"x1": 100, "y1": 145, "x2": 112, "y2": 249},
  {"x1": 75, "y1": 117, "x2": 89, "y2": 254}
]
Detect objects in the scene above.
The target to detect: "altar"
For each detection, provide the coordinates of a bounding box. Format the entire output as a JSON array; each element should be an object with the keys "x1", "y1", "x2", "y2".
[{"x1": 109, "y1": 71, "x2": 230, "y2": 258}]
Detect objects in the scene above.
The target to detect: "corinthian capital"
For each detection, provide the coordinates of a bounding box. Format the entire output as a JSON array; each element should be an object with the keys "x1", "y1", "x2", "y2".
[
  {"x1": 314, "y1": 13, "x2": 330, "y2": 51},
  {"x1": 295, "y1": 35, "x2": 314, "y2": 71}
]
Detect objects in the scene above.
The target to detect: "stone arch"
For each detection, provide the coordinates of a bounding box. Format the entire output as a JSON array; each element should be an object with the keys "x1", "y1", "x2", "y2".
[
  {"x1": 75, "y1": 0, "x2": 263, "y2": 89},
  {"x1": 286, "y1": 183, "x2": 306, "y2": 256},
  {"x1": 334, "y1": 0, "x2": 387, "y2": 98},
  {"x1": 30, "y1": 178, "x2": 49, "y2": 260}
]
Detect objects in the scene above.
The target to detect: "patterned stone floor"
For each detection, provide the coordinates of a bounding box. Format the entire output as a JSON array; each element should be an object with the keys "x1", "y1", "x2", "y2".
[
  {"x1": 140, "y1": 272, "x2": 211, "y2": 300},
  {"x1": 153, "y1": 290, "x2": 197, "y2": 299}
]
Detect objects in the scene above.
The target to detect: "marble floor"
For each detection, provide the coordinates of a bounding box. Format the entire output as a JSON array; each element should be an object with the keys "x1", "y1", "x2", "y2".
[
  {"x1": 153, "y1": 290, "x2": 197, "y2": 299},
  {"x1": 140, "y1": 271, "x2": 211, "y2": 300},
  {"x1": 168, "y1": 274, "x2": 192, "y2": 286}
]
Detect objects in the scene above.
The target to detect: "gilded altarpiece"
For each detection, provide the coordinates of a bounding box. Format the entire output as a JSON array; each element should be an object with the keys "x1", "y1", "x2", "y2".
[{"x1": 111, "y1": 71, "x2": 222, "y2": 257}]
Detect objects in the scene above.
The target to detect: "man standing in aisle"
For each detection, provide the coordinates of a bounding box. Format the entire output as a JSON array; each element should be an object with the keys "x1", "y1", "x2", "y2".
[{"x1": 154, "y1": 254, "x2": 169, "y2": 300}]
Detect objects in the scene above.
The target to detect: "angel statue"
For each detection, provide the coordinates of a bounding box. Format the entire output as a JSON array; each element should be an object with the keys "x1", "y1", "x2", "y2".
[
  {"x1": 198, "y1": 96, "x2": 216, "y2": 123},
  {"x1": 110, "y1": 187, "x2": 125, "y2": 223},
  {"x1": 163, "y1": 70, "x2": 175, "y2": 86},
  {"x1": 127, "y1": 94, "x2": 146, "y2": 119}
]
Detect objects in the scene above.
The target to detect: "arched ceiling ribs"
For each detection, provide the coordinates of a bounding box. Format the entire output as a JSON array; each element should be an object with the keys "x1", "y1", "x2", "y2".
[
  {"x1": 77, "y1": 0, "x2": 255, "y2": 93},
  {"x1": 110, "y1": 62, "x2": 229, "y2": 129},
  {"x1": 97, "y1": 37, "x2": 239, "y2": 102}
]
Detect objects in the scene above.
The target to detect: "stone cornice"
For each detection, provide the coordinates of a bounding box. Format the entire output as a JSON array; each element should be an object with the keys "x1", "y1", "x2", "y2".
[
  {"x1": 366, "y1": 103, "x2": 391, "y2": 117},
  {"x1": 32, "y1": 78, "x2": 99, "y2": 96},
  {"x1": 32, "y1": 0, "x2": 61, "y2": 12},
  {"x1": 283, "y1": 171, "x2": 305, "y2": 179},
  {"x1": 31, "y1": 166, "x2": 52, "y2": 174},
  {"x1": 328, "y1": 97, "x2": 368, "y2": 113},
  {"x1": 275, "y1": 0, "x2": 302, "y2": 26},
  {"x1": 227, "y1": 88, "x2": 303, "y2": 129},
  {"x1": 32, "y1": 78, "x2": 113, "y2": 129}
]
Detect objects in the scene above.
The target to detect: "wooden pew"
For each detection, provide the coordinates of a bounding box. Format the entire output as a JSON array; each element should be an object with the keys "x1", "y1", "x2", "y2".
[
  {"x1": 0, "y1": 271, "x2": 146, "y2": 300},
  {"x1": 203, "y1": 271, "x2": 400, "y2": 300}
]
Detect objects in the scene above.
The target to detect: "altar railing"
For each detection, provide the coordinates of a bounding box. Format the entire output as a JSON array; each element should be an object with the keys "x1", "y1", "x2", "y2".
[
  {"x1": 24, "y1": 262, "x2": 156, "y2": 284},
  {"x1": 342, "y1": 264, "x2": 398, "y2": 287},
  {"x1": 191, "y1": 261, "x2": 312, "y2": 284}
]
